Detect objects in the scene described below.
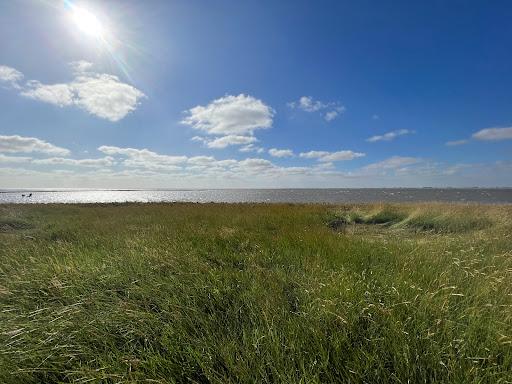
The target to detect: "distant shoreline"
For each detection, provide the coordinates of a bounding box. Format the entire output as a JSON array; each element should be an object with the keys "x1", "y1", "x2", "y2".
[
  {"x1": 1, "y1": 188, "x2": 512, "y2": 205},
  {"x1": 2, "y1": 187, "x2": 512, "y2": 193}
]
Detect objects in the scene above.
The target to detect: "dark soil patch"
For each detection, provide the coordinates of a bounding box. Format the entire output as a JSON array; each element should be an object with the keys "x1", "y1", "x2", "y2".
[
  {"x1": 0, "y1": 218, "x2": 34, "y2": 233},
  {"x1": 327, "y1": 218, "x2": 348, "y2": 231}
]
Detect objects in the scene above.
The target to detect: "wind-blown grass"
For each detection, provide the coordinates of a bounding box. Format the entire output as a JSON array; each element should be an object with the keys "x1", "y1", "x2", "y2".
[
  {"x1": 0, "y1": 203, "x2": 511, "y2": 383},
  {"x1": 330, "y1": 204, "x2": 495, "y2": 232}
]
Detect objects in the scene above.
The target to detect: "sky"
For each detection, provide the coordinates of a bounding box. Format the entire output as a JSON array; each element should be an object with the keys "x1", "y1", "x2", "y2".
[{"x1": 1, "y1": 0, "x2": 511, "y2": 188}]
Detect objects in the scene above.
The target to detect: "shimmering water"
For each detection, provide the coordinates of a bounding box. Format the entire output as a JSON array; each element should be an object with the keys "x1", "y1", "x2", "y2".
[{"x1": 1, "y1": 188, "x2": 511, "y2": 204}]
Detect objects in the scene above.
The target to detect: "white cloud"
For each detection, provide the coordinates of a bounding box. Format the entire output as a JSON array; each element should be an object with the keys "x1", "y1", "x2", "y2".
[
  {"x1": 239, "y1": 145, "x2": 254, "y2": 152},
  {"x1": 268, "y1": 148, "x2": 294, "y2": 158},
  {"x1": 97, "y1": 145, "x2": 320, "y2": 179},
  {"x1": 441, "y1": 163, "x2": 472, "y2": 175},
  {"x1": 0, "y1": 135, "x2": 70, "y2": 156},
  {"x1": 299, "y1": 150, "x2": 365, "y2": 162},
  {"x1": 324, "y1": 110, "x2": 341, "y2": 121},
  {"x1": 3, "y1": 63, "x2": 145, "y2": 122},
  {"x1": 4, "y1": 144, "x2": 512, "y2": 188},
  {"x1": 4, "y1": 159, "x2": 512, "y2": 188},
  {"x1": 98, "y1": 145, "x2": 187, "y2": 170},
  {"x1": 72, "y1": 73, "x2": 145, "y2": 122},
  {"x1": 215, "y1": 159, "x2": 238, "y2": 167},
  {"x1": 204, "y1": 135, "x2": 257, "y2": 149},
  {"x1": 366, "y1": 129, "x2": 413, "y2": 142},
  {"x1": 299, "y1": 150, "x2": 330, "y2": 159},
  {"x1": 363, "y1": 156, "x2": 421, "y2": 171},
  {"x1": 182, "y1": 94, "x2": 274, "y2": 136},
  {"x1": 32, "y1": 156, "x2": 115, "y2": 167},
  {"x1": 191, "y1": 136, "x2": 206, "y2": 144},
  {"x1": 187, "y1": 156, "x2": 216, "y2": 166},
  {"x1": 0, "y1": 154, "x2": 32, "y2": 163},
  {"x1": 321, "y1": 151, "x2": 365, "y2": 162},
  {"x1": 472, "y1": 127, "x2": 512, "y2": 141},
  {"x1": 239, "y1": 144, "x2": 265, "y2": 153},
  {"x1": 288, "y1": 96, "x2": 345, "y2": 121},
  {"x1": 239, "y1": 158, "x2": 274, "y2": 168},
  {"x1": 290, "y1": 96, "x2": 327, "y2": 112},
  {"x1": 0, "y1": 65, "x2": 23, "y2": 88},
  {"x1": 445, "y1": 139, "x2": 469, "y2": 146},
  {"x1": 70, "y1": 60, "x2": 94, "y2": 73},
  {"x1": 234, "y1": 158, "x2": 276, "y2": 173},
  {"x1": 22, "y1": 81, "x2": 74, "y2": 107},
  {"x1": 314, "y1": 162, "x2": 335, "y2": 170}
]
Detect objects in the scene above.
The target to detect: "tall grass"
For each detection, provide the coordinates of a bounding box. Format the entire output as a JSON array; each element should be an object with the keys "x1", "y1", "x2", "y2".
[{"x1": 1, "y1": 203, "x2": 511, "y2": 383}]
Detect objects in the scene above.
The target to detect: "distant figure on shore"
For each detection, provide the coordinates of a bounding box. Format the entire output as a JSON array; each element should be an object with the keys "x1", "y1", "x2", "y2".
[{"x1": 21, "y1": 193, "x2": 33, "y2": 198}]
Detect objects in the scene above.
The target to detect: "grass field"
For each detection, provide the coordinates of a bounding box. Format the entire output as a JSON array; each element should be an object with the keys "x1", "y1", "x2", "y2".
[{"x1": 1, "y1": 203, "x2": 511, "y2": 383}]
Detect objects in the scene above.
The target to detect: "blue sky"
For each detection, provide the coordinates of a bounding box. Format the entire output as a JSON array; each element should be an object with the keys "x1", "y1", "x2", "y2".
[{"x1": 1, "y1": 0, "x2": 511, "y2": 188}]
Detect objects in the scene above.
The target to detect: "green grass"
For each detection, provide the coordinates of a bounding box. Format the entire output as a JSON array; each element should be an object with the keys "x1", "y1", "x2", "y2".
[{"x1": 1, "y1": 203, "x2": 511, "y2": 383}]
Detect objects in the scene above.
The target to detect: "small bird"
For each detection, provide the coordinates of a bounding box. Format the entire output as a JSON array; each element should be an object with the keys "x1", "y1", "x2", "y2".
[
  {"x1": 21, "y1": 194, "x2": 25, "y2": 197},
  {"x1": 28, "y1": 193, "x2": 32, "y2": 197}
]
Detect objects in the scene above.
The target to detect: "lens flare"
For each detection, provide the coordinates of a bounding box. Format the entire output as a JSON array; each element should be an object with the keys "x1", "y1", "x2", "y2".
[
  {"x1": 62, "y1": 1, "x2": 137, "y2": 82},
  {"x1": 71, "y1": 6, "x2": 104, "y2": 38}
]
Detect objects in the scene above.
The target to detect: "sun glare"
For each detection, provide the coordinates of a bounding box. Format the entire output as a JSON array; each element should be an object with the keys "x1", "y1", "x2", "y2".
[{"x1": 71, "y1": 7, "x2": 104, "y2": 38}]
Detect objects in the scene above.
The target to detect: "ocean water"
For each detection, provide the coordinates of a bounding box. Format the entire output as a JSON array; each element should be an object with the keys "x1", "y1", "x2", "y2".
[{"x1": 1, "y1": 188, "x2": 511, "y2": 204}]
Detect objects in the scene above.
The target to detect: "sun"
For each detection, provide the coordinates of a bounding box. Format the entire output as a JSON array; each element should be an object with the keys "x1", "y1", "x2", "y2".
[{"x1": 71, "y1": 6, "x2": 105, "y2": 38}]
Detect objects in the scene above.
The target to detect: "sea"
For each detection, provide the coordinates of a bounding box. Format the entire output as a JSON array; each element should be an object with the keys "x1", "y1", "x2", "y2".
[{"x1": 0, "y1": 188, "x2": 511, "y2": 204}]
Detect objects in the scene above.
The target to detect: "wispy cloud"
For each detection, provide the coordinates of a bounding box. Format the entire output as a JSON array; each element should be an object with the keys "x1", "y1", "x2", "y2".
[
  {"x1": 446, "y1": 126, "x2": 512, "y2": 146},
  {"x1": 299, "y1": 150, "x2": 365, "y2": 162},
  {"x1": 0, "y1": 135, "x2": 70, "y2": 156},
  {"x1": 472, "y1": 126, "x2": 512, "y2": 141},
  {"x1": 70, "y1": 60, "x2": 94, "y2": 73},
  {"x1": 0, "y1": 154, "x2": 32, "y2": 164},
  {"x1": 239, "y1": 144, "x2": 265, "y2": 153},
  {"x1": 94, "y1": 145, "x2": 345, "y2": 180},
  {"x1": 1, "y1": 62, "x2": 145, "y2": 122},
  {"x1": 445, "y1": 139, "x2": 469, "y2": 146},
  {"x1": 198, "y1": 135, "x2": 258, "y2": 149},
  {"x1": 22, "y1": 82, "x2": 74, "y2": 107},
  {"x1": 363, "y1": 156, "x2": 421, "y2": 171},
  {"x1": 324, "y1": 110, "x2": 342, "y2": 121},
  {"x1": 366, "y1": 129, "x2": 413, "y2": 142},
  {"x1": 0, "y1": 65, "x2": 23, "y2": 88},
  {"x1": 98, "y1": 145, "x2": 187, "y2": 170},
  {"x1": 4, "y1": 141, "x2": 512, "y2": 188},
  {"x1": 32, "y1": 156, "x2": 115, "y2": 167},
  {"x1": 288, "y1": 96, "x2": 345, "y2": 121},
  {"x1": 268, "y1": 148, "x2": 294, "y2": 158}
]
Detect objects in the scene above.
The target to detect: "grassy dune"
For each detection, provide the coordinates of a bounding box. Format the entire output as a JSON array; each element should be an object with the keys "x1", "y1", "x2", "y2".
[{"x1": 0, "y1": 203, "x2": 511, "y2": 383}]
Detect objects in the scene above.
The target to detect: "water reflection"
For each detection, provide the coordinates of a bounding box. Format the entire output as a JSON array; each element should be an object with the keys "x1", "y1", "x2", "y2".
[{"x1": 1, "y1": 189, "x2": 511, "y2": 204}]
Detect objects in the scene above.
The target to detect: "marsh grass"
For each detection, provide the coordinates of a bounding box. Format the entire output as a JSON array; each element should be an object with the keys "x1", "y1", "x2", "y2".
[
  {"x1": 1, "y1": 203, "x2": 511, "y2": 383},
  {"x1": 330, "y1": 204, "x2": 495, "y2": 233}
]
